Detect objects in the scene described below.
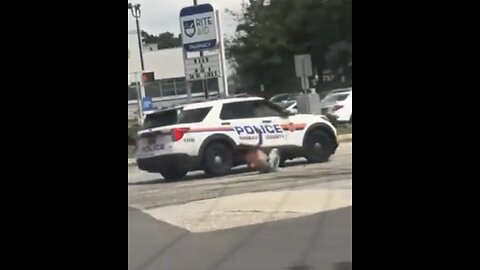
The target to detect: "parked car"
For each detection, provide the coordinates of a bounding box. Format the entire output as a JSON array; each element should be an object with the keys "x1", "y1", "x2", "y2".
[
  {"x1": 319, "y1": 88, "x2": 352, "y2": 125},
  {"x1": 269, "y1": 93, "x2": 300, "y2": 104}
]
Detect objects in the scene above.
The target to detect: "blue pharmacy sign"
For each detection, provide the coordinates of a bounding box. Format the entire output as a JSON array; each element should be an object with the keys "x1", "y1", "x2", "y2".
[{"x1": 180, "y1": 4, "x2": 217, "y2": 52}]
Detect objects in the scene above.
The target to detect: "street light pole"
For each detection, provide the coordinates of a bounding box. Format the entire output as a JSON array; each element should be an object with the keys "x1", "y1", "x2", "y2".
[
  {"x1": 128, "y1": 3, "x2": 145, "y2": 71},
  {"x1": 129, "y1": 3, "x2": 145, "y2": 125}
]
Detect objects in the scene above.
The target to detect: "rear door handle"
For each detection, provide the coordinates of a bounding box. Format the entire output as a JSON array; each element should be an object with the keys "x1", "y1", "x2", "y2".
[
  {"x1": 221, "y1": 122, "x2": 230, "y2": 125},
  {"x1": 262, "y1": 120, "x2": 272, "y2": 123}
]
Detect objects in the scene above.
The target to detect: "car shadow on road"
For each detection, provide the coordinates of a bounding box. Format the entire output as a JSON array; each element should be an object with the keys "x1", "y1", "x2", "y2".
[
  {"x1": 128, "y1": 166, "x2": 254, "y2": 185},
  {"x1": 128, "y1": 159, "x2": 311, "y2": 186}
]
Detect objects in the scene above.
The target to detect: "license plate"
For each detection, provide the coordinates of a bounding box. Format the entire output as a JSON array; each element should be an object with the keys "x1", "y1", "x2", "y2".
[
  {"x1": 142, "y1": 144, "x2": 164, "y2": 153},
  {"x1": 147, "y1": 137, "x2": 156, "y2": 145}
]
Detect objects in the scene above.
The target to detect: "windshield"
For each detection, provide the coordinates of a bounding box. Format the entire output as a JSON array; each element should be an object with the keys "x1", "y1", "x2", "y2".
[
  {"x1": 330, "y1": 89, "x2": 351, "y2": 95},
  {"x1": 278, "y1": 101, "x2": 296, "y2": 109},
  {"x1": 141, "y1": 109, "x2": 179, "y2": 130},
  {"x1": 269, "y1": 94, "x2": 290, "y2": 103},
  {"x1": 322, "y1": 93, "x2": 350, "y2": 103}
]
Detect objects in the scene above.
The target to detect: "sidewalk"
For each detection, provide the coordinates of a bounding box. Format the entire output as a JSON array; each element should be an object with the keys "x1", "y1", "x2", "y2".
[{"x1": 145, "y1": 188, "x2": 352, "y2": 232}]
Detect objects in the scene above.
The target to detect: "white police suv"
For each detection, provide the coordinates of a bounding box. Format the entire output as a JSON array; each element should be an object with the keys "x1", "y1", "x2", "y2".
[{"x1": 136, "y1": 96, "x2": 338, "y2": 181}]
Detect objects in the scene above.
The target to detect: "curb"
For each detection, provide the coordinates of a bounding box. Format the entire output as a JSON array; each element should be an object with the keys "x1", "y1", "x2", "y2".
[
  {"x1": 128, "y1": 133, "x2": 352, "y2": 166},
  {"x1": 128, "y1": 159, "x2": 137, "y2": 166},
  {"x1": 337, "y1": 133, "x2": 352, "y2": 143}
]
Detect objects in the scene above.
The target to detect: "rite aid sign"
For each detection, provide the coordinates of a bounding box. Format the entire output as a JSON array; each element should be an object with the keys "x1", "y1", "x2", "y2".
[{"x1": 180, "y1": 4, "x2": 217, "y2": 52}]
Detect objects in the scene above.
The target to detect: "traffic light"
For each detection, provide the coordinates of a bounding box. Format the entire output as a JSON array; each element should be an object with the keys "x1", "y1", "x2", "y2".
[{"x1": 141, "y1": 72, "x2": 155, "y2": 84}]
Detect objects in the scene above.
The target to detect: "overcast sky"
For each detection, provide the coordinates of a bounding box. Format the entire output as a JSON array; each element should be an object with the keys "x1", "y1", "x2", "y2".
[{"x1": 128, "y1": 0, "x2": 244, "y2": 38}]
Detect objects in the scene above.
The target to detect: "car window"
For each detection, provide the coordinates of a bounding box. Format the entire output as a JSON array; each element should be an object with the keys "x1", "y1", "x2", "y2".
[
  {"x1": 178, "y1": 107, "x2": 212, "y2": 124},
  {"x1": 332, "y1": 94, "x2": 350, "y2": 101},
  {"x1": 278, "y1": 101, "x2": 296, "y2": 109},
  {"x1": 252, "y1": 101, "x2": 282, "y2": 117},
  {"x1": 220, "y1": 100, "x2": 282, "y2": 120},
  {"x1": 323, "y1": 93, "x2": 350, "y2": 102},
  {"x1": 142, "y1": 107, "x2": 211, "y2": 129},
  {"x1": 269, "y1": 94, "x2": 289, "y2": 103},
  {"x1": 220, "y1": 101, "x2": 256, "y2": 120},
  {"x1": 330, "y1": 89, "x2": 350, "y2": 94},
  {"x1": 142, "y1": 109, "x2": 179, "y2": 130},
  {"x1": 288, "y1": 93, "x2": 300, "y2": 100}
]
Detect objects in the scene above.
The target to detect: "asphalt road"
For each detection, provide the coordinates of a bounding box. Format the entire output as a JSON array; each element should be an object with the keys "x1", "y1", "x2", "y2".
[
  {"x1": 128, "y1": 143, "x2": 352, "y2": 270},
  {"x1": 128, "y1": 206, "x2": 352, "y2": 270},
  {"x1": 128, "y1": 142, "x2": 352, "y2": 210}
]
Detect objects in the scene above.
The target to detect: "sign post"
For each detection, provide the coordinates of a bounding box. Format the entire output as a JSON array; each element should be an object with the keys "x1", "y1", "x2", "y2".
[
  {"x1": 129, "y1": 72, "x2": 144, "y2": 126},
  {"x1": 182, "y1": 51, "x2": 193, "y2": 103},
  {"x1": 294, "y1": 54, "x2": 313, "y2": 91},
  {"x1": 216, "y1": 9, "x2": 229, "y2": 97},
  {"x1": 180, "y1": 3, "x2": 228, "y2": 100}
]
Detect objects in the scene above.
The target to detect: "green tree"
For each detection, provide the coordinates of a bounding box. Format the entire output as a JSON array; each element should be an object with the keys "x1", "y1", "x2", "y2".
[
  {"x1": 141, "y1": 31, "x2": 182, "y2": 49},
  {"x1": 227, "y1": 0, "x2": 352, "y2": 96}
]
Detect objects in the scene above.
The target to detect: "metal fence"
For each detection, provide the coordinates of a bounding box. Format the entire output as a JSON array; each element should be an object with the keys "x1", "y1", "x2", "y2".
[{"x1": 128, "y1": 78, "x2": 220, "y2": 101}]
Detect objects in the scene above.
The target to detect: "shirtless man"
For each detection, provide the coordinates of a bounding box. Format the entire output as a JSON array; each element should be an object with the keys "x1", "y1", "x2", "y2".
[{"x1": 242, "y1": 130, "x2": 280, "y2": 173}]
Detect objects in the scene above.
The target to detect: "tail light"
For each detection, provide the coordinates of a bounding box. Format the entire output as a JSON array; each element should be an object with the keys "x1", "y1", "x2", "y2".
[
  {"x1": 171, "y1": 128, "x2": 190, "y2": 142},
  {"x1": 333, "y1": 105, "x2": 344, "y2": 111}
]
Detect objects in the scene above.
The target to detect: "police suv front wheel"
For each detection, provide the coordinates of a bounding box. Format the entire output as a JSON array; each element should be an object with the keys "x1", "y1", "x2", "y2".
[
  {"x1": 203, "y1": 142, "x2": 233, "y2": 177},
  {"x1": 304, "y1": 130, "x2": 335, "y2": 163}
]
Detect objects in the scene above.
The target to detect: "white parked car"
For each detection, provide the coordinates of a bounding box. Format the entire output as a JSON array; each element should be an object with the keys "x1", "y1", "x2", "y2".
[
  {"x1": 319, "y1": 88, "x2": 352, "y2": 124},
  {"x1": 269, "y1": 93, "x2": 300, "y2": 104},
  {"x1": 135, "y1": 96, "x2": 338, "y2": 181}
]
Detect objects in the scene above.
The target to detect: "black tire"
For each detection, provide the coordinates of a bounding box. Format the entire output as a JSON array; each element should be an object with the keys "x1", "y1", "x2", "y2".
[
  {"x1": 279, "y1": 158, "x2": 286, "y2": 168},
  {"x1": 203, "y1": 142, "x2": 234, "y2": 176},
  {"x1": 304, "y1": 130, "x2": 335, "y2": 163},
  {"x1": 160, "y1": 168, "x2": 187, "y2": 181}
]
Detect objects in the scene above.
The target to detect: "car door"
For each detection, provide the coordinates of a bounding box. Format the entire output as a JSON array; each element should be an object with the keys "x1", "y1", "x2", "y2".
[
  {"x1": 219, "y1": 101, "x2": 263, "y2": 146},
  {"x1": 219, "y1": 100, "x2": 288, "y2": 147},
  {"x1": 249, "y1": 100, "x2": 291, "y2": 148}
]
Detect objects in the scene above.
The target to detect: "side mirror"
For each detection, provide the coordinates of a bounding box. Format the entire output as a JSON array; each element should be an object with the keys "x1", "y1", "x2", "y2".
[{"x1": 281, "y1": 109, "x2": 297, "y2": 117}]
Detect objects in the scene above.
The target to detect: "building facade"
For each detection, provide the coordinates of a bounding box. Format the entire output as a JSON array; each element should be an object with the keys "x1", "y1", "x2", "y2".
[{"x1": 128, "y1": 30, "x2": 222, "y2": 120}]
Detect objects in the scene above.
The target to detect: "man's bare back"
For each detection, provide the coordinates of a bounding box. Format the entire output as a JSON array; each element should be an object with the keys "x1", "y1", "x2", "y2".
[{"x1": 242, "y1": 134, "x2": 280, "y2": 173}]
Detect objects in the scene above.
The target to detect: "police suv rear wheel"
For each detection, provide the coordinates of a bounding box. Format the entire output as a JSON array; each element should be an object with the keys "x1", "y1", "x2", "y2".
[
  {"x1": 279, "y1": 158, "x2": 286, "y2": 168},
  {"x1": 204, "y1": 142, "x2": 233, "y2": 176},
  {"x1": 304, "y1": 130, "x2": 335, "y2": 163},
  {"x1": 160, "y1": 168, "x2": 187, "y2": 182}
]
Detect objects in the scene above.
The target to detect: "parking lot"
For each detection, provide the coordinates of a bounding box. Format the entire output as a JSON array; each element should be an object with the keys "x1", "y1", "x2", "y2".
[
  {"x1": 128, "y1": 142, "x2": 352, "y2": 270},
  {"x1": 128, "y1": 142, "x2": 351, "y2": 230}
]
